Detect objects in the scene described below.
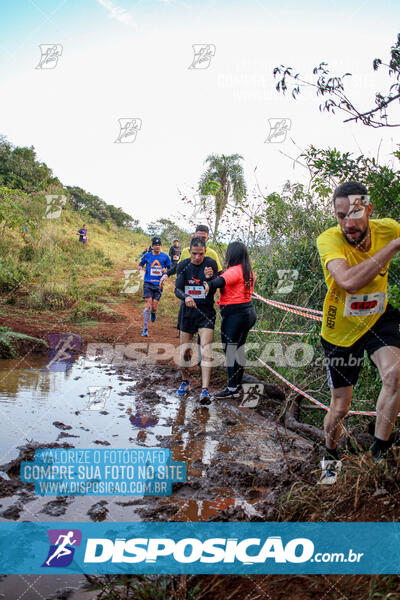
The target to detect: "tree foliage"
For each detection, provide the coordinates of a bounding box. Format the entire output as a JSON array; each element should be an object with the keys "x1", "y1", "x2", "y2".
[
  {"x1": 0, "y1": 135, "x2": 136, "y2": 231},
  {"x1": 198, "y1": 153, "x2": 247, "y2": 241},
  {"x1": 273, "y1": 33, "x2": 400, "y2": 128},
  {"x1": 0, "y1": 136, "x2": 61, "y2": 192},
  {"x1": 146, "y1": 218, "x2": 190, "y2": 245},
  {"x1": 301, "y1": 145, "x2": 400, "y2": 220},
  {"x1": 0, "y1": 187, "x2": 29, "y2": 238},
  {"x1": 66, "y1": 186, "x2": 133, "y2": 228}
]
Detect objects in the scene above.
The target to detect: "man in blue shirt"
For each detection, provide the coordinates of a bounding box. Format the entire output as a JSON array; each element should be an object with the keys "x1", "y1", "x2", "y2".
[
  {"x1": 77, "y1": 225, "x2": 88, "y2": 244},
  {"x1": 138, "y1": 237, "x2": 171, "y2": 336}
]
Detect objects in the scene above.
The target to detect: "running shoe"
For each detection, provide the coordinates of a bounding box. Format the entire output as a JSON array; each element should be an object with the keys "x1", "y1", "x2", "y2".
[
  {"x1": 199, "y1": 388, "x2": 211, "y2": 405},
  {"x1": 213, "y1": 386, "x2": 241, "y2": 399},
  {"x1": 176, "y1": 381, "x2": 190, "y2": 397},
  {"x1": 141, "y1": 328, "x2": 148, "y2": 337},
  {"x1": 319, "y1": 458, "x2": 342, "y2": 485},
  {"x1": 370, "y1": 434, "x2": 395, "y2": 462},
  {"x1": 150, "y1": 312, "x2": 157, "y2": 322},
  {"x1": 371, "y1": 447, "x2": 390, "y2": 464}
]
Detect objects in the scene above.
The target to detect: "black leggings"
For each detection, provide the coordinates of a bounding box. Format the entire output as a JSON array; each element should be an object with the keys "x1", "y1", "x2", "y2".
[{"x1": 220, "y1": 304, "x2": 257, "y2": 388}]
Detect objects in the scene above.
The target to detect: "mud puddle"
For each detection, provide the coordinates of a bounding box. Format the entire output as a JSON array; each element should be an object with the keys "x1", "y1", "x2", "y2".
[
  {"x1": 0, "y1": 352, "x2": 315, "y2": 599},
  {"x1": 0, "y1": 353, "x2": 315, "y2": 523}
]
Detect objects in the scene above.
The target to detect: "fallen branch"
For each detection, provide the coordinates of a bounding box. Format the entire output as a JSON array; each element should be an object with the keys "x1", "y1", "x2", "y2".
[{"x1": 284, "y1": 394, "x2": 325, "y2": 442}]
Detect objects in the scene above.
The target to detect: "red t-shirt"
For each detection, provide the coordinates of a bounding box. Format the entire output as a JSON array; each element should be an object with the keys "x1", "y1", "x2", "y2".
[{"x1": 217, "y1": 264, "x2": 255, "y2": 305}]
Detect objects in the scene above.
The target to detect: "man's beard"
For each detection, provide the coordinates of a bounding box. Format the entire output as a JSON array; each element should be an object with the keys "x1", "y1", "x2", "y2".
[{"x1": 343, "y1": 224, "x2": 369, "y2": 246}]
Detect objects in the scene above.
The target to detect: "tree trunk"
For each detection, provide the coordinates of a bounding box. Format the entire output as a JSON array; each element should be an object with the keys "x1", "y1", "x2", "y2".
[{"x1": 212, "y1": 188, "x2": 229, "y2": 242}]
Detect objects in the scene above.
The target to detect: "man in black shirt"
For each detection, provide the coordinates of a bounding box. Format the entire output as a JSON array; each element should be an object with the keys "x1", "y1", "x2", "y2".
[
  {"x1": 169, "y1": 239, "x2": 181, "y2": 264},
  {"x1": 175, "y1": 236, "x2": 218, "y2": 404}
]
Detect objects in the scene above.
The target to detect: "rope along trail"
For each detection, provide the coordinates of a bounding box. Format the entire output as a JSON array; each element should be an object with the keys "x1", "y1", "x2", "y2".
[
  {"x1": 256, "y1": 356, "x2": 377, "y2": 416},
  {"x1": 252, "y1": 291, "x2": 386, "y2": 417},
  {"x1": 252, "y1": 291, "x2": 323, "y2": 322},
  {"x1": 250, "y1": 329, "x2": 319, "y2": 337}
]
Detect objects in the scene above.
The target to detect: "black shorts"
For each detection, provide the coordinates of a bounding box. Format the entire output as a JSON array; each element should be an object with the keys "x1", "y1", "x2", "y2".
[
  {"x1": 142, "y1": 282, "x2": 162, "y2": 301},
  {"x1": 177, "y1": 302, "x2": 216, "y2": 334},
  {"x1": 320, "y1": 303, "x2": 400, "y2": 388}
]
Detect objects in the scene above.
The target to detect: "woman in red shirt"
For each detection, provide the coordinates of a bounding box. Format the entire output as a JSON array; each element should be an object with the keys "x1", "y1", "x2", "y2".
[{"x1": 204, "y1": 241, "x2": 256, "y2": 398}]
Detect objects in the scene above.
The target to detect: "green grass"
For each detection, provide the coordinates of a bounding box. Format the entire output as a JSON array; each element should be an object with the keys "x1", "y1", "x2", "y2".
[{"x1": 0, "y1": 209, "x2": 150, "y2": 313}]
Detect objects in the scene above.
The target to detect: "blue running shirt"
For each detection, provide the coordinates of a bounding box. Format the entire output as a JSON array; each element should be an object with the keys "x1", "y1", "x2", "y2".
[{"x1": 139, "y1": 251, "x2": 171, "y2": 285}]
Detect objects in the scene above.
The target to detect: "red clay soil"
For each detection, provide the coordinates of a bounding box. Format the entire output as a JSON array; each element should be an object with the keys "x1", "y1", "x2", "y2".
[{"x1": 0, "y1": 296, "x2": 180, "y2": 347}]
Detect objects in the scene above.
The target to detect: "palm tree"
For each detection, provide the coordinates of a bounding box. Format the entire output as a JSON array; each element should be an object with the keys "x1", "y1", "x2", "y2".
[{"x1": 198, "y1": 153, "x2": 246, "y2": 242}]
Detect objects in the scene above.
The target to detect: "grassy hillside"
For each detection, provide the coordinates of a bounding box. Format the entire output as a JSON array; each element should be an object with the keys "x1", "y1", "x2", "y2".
[{"x1": 0, "y1": 209, "x2": 152, "y2": 319}]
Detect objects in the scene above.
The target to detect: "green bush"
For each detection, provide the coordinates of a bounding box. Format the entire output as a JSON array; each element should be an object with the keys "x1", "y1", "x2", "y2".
[
  {"x1": 67, "y1": 300, "x2": 102, "y2": 322},
  {"x1": 18, "y1": 245, "x2": 35, "y2": 262},
  {"x1": 0, "y1": 259, "x2": 28, "y2": 292}
]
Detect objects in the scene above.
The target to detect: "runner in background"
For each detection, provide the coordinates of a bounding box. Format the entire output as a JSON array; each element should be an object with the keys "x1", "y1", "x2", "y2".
[
  {"x1": 175, "y1": 236, "x2": 219, "y2": 403},
  {"x1": 160, "y1": 225, "x2": 222, "y2": 282},
  {"x1": 138, "y1": 237, "x2": 171, "y2": 337},
  {"x1": 137, "y1": 245, "x2": 152, "y2": 261},
  {"x1": 317, "y1": 181, "x2": 400, "y2": 477},
  {"x1": 77, "y1": 224, "x2": 88, "y2": 245},
  {"x1": 169, "y1": 239, "x2": 181, "y2": 264},
  {"x1": 204, "y1": 241, "x2": 256, "y2": 398}
]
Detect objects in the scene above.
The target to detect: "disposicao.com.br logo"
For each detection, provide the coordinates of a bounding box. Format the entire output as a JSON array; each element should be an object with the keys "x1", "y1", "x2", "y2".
[
  {"x1": 42, "y1": 529, "x2": 82, "y2": 567},
  {"x1": 0, "y1": 522, "x2": 380, "y2": 574},
  {"x1": 82, "y1": 536, "x2": 362, "y2": 565}
]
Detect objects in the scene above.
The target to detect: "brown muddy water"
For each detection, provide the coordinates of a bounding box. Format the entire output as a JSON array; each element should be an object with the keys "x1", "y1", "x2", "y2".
[{"x1": 0, "y1": 353, "x2": 314, "y2": 599}]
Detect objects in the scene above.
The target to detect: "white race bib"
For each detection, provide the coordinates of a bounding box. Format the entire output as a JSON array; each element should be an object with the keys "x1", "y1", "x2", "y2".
[
  {"x1": 173, "y1": 255, "x2": 179, "y2": 261},
  {"x1": 185, "y1": 285, "x2": 205, "y2": 299},
  {"x1": 150, "y1": 266, "x2": 162, "y2": 277},
  {"x1": 343, "y1": 292, "x2": 386, "y2": 317}
]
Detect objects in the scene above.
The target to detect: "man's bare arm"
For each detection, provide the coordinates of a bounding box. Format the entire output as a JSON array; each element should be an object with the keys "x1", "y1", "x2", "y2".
[{"x1": 327, "y1": 238, "x2": 400, "y2": 294}]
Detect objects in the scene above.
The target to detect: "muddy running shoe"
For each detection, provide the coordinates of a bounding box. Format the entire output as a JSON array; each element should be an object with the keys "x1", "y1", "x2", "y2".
[
  {"x1": 370, "y1": 434, "x2": 395, "y2": 462},
  {"x1": 176, "y1": 381, "x2": 190, "y2": 397},
  {"x1": 371, "y1": 447, "x2": 390, "y2": 464},
  {"x1": 319, "y1": 458, "x2": 342, "y2": 485},
  {"x1": 199, "y1": 388, "x2": 211, "y2": 405},
  {"x1": 213, "y1": 386, "x2": 241, "y2": 399},
  {"x1": 150, "y1": 312, "x2": 157, "y2": 322},
  {"x1": 141, "y1": 328, "x2": 148, "y2": 337}
]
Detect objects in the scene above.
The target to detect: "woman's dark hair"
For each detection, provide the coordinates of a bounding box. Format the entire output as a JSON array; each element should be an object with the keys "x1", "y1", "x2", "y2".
[{"x1": 225, "y1": 241, "x2": 253, "y2": 293}]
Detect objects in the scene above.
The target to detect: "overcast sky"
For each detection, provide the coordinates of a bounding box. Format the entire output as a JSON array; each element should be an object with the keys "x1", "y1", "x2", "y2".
[{"x1": 0, "y1": 0, "x2": 399, "y2": 229}]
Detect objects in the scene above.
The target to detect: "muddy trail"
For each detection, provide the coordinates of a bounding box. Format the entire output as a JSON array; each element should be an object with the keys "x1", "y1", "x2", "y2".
[
  {"x1": 0, "y1": 353, "x2": 314, "y2": 524},
  {"x1": 2, "y1": 353, "x2": 400, "y2": 600},
  {"x1": 2, "y1": 293, "x2": 400, "y2": 600}
]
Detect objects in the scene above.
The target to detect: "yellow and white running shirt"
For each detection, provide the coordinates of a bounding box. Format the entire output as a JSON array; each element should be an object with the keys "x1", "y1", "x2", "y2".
[{"x1": 317, "y1": 218, "x2": 400, "y2": 347}]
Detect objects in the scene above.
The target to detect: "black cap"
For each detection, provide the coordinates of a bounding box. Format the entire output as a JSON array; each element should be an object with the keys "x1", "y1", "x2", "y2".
[{"x1": 151, "y1": 237, "x2": 162, "y2": 245}]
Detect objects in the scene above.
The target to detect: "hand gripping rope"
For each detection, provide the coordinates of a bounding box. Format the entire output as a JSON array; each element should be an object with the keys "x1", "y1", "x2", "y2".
[{"x1": 252, "y1": 291, "x2": 381, "y2": 417}]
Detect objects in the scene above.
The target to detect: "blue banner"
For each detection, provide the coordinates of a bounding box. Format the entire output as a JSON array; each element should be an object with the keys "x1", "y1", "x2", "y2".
[
  {"x1": 20, "y1": 448, "x2": 186, "y2": 496},
  {"x1": 0, "y1": 522, "x2": 399, "y2": 574}
]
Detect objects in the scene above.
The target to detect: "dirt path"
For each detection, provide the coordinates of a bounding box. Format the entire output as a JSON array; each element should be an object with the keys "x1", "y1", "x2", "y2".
[{"x1": 0, "y1": 293, "x2": 180, "y2": 346}]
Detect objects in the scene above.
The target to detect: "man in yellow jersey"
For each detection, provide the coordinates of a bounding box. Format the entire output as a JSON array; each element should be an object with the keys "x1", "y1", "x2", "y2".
[
  {"x1": 317, "y1": 181, "x2": 400, "y2": 472},
  {"x1": 160, "y1": 224, "x2": 222, "y2": 286}
]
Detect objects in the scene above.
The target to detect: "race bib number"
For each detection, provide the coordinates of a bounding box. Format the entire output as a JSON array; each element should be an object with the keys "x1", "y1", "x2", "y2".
[
  {"x1": 150, "y1": 266, "x2": 162, "y2": 277},
  {"x1": 343, "y1": 292, "x2": 386, "y2": 317},
  {"x1": 173, "y1": 255, "x2": 179, "y2": 261},
  {"x1": 185, "y1": 285, "x2": 205, "y2": 299}
]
